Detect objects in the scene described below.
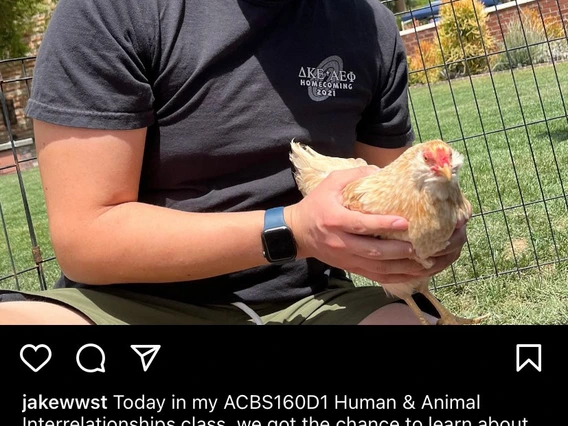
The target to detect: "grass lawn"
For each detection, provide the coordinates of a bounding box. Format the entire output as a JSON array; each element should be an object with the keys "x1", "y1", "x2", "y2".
[
  {"x1": 354, "y1": 61, "x2": 568, "y2": 323},
  {"x1": 0, "y1": 166, "x2": 61, "y2": 292},
  {"x1": 0, "y1": 62, "x2": 567, "y2": 324}
]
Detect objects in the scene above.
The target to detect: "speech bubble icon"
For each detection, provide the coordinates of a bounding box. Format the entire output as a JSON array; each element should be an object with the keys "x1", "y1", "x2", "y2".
[{"x1": 76, "y1": 343, "x2": 106, "y2": 373}]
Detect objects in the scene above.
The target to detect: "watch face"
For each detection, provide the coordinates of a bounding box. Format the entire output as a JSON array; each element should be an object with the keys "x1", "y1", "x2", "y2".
[{"x1": 263, "y1": 226, "x2": 297, "y2": 262}]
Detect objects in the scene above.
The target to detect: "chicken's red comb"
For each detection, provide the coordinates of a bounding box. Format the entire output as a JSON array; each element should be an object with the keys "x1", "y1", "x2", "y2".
[{"x1": 433, "y1": 145, "x2": 451, "y2": 166}]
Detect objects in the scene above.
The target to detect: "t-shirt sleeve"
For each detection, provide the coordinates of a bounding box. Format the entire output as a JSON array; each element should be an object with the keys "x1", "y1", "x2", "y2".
[
  {"x1": 356, "y1": 7, "x2": 415, "y2": 149},
  {"x1": 24, "y1": 0, "x2": 157, "y2": 130}
]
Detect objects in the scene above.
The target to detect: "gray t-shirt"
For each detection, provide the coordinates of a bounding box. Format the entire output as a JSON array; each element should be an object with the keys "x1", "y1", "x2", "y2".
[{"x1": 25, "y1": 0, "x2": 415, "y2": 304}]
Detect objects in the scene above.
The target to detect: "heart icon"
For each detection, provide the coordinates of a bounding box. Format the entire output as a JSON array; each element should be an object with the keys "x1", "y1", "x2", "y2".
[{"x1": 20, "y1": 344, "x2": 52, "y2": 372}]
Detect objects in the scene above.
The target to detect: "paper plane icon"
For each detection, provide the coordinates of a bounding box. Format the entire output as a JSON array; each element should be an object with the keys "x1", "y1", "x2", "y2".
[{"x1": 130, "y1": 345, "x2": 161, "y2": 372}]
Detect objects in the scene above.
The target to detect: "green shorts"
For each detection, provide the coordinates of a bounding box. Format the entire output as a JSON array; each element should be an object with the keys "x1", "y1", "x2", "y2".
[{"x1": 0, "y1": 277, "x2": 438, "y2": 325}]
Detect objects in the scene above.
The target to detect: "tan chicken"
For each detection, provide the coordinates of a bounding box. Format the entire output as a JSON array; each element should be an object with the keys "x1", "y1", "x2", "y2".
[{"x1": 289, "y1": 139, "x2": 489, "y2": 325}]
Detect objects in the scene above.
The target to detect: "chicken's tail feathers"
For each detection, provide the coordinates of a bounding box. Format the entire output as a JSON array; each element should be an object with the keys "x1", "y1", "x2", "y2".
[
  {"x1": 289, "y1": 139, "x2": 368, "y2": 196},
  {"x1": 289, "y1": 140, "x2": 328, "y2": 196}
]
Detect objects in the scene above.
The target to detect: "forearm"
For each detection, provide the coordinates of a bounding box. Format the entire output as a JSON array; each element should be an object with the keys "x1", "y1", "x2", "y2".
[
  {"x1": 54, "y1": 202, "x2": 289, "y2": 285},
  {"x1": 354, "y1": 140, "x2": 411, "y2": 168}
]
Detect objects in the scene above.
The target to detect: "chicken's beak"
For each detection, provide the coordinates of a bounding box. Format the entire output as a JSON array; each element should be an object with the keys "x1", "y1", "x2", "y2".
[{"x1": 438, "y1": 165, "x2": 452, "y2": 180}]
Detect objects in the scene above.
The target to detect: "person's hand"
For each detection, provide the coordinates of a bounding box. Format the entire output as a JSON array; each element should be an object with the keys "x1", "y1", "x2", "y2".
[
  {"x1": 411, "y1": 216, "x2": 470, "y2": 278},
  {"x1": 284, "y1": 166, "x2": 430, "y2": 284}
]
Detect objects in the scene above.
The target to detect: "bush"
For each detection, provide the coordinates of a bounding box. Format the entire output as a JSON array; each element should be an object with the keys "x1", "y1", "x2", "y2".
[
  {"x1": 407, "y1": 39, "x2": 444, "y2": 85},
  {"x1": 493, "y1": 7, "x2": 568, "y2": 71},
  {"x1": 436, "y1": 0, "x2": 495, "y2": 79}
]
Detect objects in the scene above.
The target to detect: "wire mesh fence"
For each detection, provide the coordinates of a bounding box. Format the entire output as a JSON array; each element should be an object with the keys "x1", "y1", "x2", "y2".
[
  {"x1": 0, "y1": 55, "x2": 55, "y2": 292},
  {"x1": 388, "y1": 0, "x2": 568, "y2": 290},
  {"x1": 0, "y1": 0, "x2": 567, "y2": 294}
]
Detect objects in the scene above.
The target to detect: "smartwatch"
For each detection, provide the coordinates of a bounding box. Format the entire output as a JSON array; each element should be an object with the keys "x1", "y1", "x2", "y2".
[{"x1": 261, "y1": 207, "x2": 297, "y2": 265}]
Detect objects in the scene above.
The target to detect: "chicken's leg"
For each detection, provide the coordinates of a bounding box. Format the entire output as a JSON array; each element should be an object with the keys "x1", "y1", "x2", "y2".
[
  {"x1": 418, "y1": 288, "x2": 490, "y2": 325},
  {"x1": 400, "y1": 295, "x2": 433, "y2": 325}
]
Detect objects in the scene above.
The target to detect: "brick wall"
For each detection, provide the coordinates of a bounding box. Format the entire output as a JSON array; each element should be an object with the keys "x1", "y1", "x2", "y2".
[
  {"x1": 401, "y1": 0, "x2": 568, "y2": 56},
  {"x1": 0, "y1": 138, "x2": 37, "y2": 175},
  {"x1": 0, "y1": 57, "x2": 37, "y2": 175},
  {"x1": 0, "y1": 58, "x2": 36, "y2": 143}
]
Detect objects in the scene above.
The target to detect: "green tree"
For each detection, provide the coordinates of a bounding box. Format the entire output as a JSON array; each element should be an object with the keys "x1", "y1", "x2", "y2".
[
  {"x1": 381, "y1": 0, "x2": 407, "y2": 13},
  {"x1": 1, "y1": 0, "x2": 51, "y2": 60}
]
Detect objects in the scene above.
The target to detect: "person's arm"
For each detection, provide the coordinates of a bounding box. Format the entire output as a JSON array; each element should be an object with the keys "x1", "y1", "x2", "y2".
[
  {"x1": 35, "y1": 120, "x2": 273, "y2": 284},
  {"x1": 353, "y1": 140, "x2": 412, "y2": 168}
]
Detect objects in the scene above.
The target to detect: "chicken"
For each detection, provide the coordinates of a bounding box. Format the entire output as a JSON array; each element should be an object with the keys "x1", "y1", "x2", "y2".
[{"x1": 289, "y1": 139, "x2": 489, "y2": 325}]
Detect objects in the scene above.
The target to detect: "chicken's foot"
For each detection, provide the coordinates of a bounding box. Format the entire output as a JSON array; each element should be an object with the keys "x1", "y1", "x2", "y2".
[{"x1": 419, "y1": 289, "x2": 490, "y2": 325}]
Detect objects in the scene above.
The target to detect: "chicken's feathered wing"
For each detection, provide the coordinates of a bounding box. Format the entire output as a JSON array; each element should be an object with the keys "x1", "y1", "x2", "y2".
[{"x1": 289, "y1": 140, "x2": 370, "y2": 196}]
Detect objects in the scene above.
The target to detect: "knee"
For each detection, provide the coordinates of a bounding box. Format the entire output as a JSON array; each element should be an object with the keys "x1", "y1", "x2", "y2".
[
  {"x1": 358, "y1": 303, "x2": 438, "y2": 325},
  {"x1": 0, "y1": 301, "x2": 93, "y2": 325}
]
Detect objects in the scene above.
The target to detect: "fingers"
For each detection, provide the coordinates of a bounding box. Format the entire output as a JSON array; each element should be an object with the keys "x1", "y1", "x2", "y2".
[
  {"x1": 349, "y1": 254, "x2": 427, "y2": 277},
  {"x1": 327, "y1": 232, "x2": 426, "y2": 277},
  {"x1": 351, "y1": 233, "x2": 465, "y2": 283},
  {"x1": 455, "y1": 215, "x2": 469, "y2": 229},
  {"x1": 354, "y1": 248, "x2": 463, "y2": 285},
  {"x1": 337, "y1": 208, "x2": 409, "y2": 234},
  {"x1": 303, "y1": 166, "x2": 409, "y2": 238},
  {"x1": 420, "y1": 249, "x2": 462, "y2": 277},
  {"x1": 432, "y1": 226, "x2": 467, "y2": 257},
  {"x1": 323, "y1": 166, "x2": 380, "y2": 191},
  {"x1": 322, "y1": 167, "x2": 410, "y2": 233},
  {"x1": 344, "y1": 233, "x2": 414, "y2": 260},
  {"x1": 455, "y1": 204, "x2": 473, "y2": 229},
  {"x1": 360, "y1": 274, "x2": 426, "y2": 285}
]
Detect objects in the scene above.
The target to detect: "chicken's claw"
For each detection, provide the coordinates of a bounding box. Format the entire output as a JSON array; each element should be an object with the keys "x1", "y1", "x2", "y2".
[
  {"x1": 418, "y1": 288, "x2": 490, "y2": 325},
  {"x1": 436, "y1": 312, "x2": 490, "y2": 325}
]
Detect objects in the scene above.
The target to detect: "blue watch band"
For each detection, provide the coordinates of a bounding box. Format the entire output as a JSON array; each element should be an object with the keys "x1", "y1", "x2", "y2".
[
  {"x1": 264, "y1": 206, "x2": 287, "y2": 230},
  {"x1": 262, "y1": 206, "x2": 297, "y2": 264}
]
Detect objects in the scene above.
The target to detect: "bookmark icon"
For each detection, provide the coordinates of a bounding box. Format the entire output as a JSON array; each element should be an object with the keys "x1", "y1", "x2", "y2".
[
  {"x1": 516, "y1": 344, "x2": 542, "y2": 372},
  {"x1": 131, "y1": 345, "x2": 161, "y2": 372}
]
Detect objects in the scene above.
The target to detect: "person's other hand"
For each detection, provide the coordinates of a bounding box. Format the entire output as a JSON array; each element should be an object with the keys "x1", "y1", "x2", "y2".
[{"x1": 411, "y1": 217, "x2": 469, "y2": 278}]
